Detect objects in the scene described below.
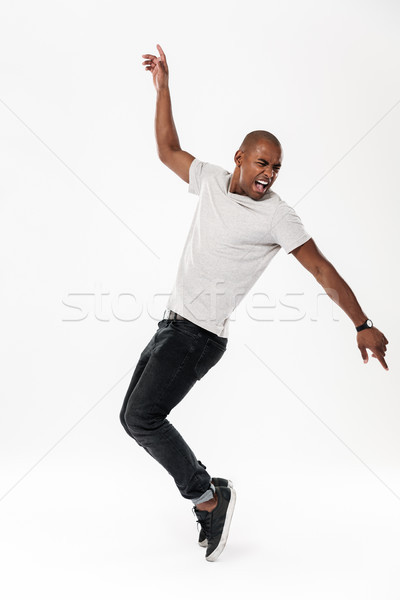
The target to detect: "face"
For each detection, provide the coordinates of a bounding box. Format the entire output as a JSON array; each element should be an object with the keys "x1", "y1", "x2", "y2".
[{"x1": 233, "y1": 140, "x2": 282, "y2": 200}]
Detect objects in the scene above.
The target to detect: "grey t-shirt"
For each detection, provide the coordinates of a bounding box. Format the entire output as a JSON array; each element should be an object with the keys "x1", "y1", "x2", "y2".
[{"x1": 166, "y1": 158, "x2": 311, "y2": 338}]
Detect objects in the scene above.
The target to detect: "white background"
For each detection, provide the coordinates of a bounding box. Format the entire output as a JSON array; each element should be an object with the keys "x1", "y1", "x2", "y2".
[{"x1": 1, "y1": 0, "x2": 399, "y2": 597}]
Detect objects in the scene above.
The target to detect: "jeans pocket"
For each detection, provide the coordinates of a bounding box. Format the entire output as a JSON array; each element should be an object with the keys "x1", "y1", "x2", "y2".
[
  {"x1": 194, "y1": 338, "x2": 227, "y2": 380},
  {"x1": 170, "y1": 320, "x2": 200, "y2": 341}
]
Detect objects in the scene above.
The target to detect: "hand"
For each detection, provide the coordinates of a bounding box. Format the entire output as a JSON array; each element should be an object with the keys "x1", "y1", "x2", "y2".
[
  {"x1": 142, "y1": 44, "x2": 169, "y2": 91},
  {"x1": 357, "y1": 326, "x2": 389, "y2": 371}
]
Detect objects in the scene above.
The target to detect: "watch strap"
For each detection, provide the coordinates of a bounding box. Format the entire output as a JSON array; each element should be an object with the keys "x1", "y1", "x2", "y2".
[{"x1": 356, "y1": 318, "x2": 373, "y2": 332}]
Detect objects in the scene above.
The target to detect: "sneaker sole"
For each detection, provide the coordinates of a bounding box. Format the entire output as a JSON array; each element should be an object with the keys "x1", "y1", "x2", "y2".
[
  {"x1": 205, "y1": 487, "x2": 236, "y2": 562},
  {"x1": 198, "y1": 480, "x2": 234, "y2": 548}
]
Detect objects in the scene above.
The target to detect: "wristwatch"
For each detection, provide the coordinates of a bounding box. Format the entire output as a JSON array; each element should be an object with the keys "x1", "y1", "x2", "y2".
[{"x1": 356, "y1": 318, "x2": 373, "y2": 332}]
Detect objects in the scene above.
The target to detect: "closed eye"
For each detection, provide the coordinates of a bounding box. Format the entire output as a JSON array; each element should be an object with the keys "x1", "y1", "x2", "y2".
[{"x1": 257, "y1": 161, "x2": 281, "y2": 170}]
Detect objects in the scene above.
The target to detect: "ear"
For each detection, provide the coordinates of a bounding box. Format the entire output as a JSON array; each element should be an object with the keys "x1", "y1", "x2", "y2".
[{"x1": 234, "y1": 149, "x2": 243, "y2": 167}]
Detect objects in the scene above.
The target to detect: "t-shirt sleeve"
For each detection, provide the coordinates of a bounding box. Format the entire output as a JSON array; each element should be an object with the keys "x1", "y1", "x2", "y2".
[
  {"x1": 188, "y1": 158, "x2": 226, "y2": 195},
  {"x1": 271, "y1": 202, "x2": 312, "y2": 254}
]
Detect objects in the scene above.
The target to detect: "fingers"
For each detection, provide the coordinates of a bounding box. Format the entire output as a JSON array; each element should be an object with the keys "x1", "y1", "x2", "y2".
[
  {"x1": 376, "y1": 352, "x2": 389, "y2": 370},
  {"x1": 142, "y1": 55, "x2": 159, "y2": 71},
  {"x1": 359, "y1": 346, "x2": 368, "y2": 364},
  {"x1": 367, "y1": 347, "x2": 389, "y2": 370},
  {"x1": 156, "y1": 44, "x2": 167, "y2": 62},
  {"x1": 142, "y1": 45, "x2": 167, "y2": 64},
  {"x1": 142, "y1": 55, "x2": 159, "y2": 75},
  {"x1": 379, "y1": 332, "x2": 389, "y2": 349},
  {"x1": 142, "y1": 58, "x2": 157, "y2": 66},
  {"x1": 142, "y1": 45, "x2": 167, "y2": 70},
  {"x1": 358, "y1": 329, "x2": 389, "y2": 370}
]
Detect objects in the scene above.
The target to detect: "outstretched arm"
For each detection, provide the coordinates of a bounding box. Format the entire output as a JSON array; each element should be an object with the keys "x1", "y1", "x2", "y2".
[
  {"x1": 291, "y1": 238, "x2": 389, "y2": 370},
  {"x1": 142, "y1": 44, "x2": 195, "y2": 183}
]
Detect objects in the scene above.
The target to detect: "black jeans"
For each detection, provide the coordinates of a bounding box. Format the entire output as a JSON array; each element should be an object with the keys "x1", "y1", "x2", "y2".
[{"x1": 119, "y1": 316, "x2": 228, "y2": 503}]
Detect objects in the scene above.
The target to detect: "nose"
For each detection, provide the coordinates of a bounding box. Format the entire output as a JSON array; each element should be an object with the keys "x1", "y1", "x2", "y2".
[{"x1": 263, "y1": 166, "x2": 274, "y2": 179}]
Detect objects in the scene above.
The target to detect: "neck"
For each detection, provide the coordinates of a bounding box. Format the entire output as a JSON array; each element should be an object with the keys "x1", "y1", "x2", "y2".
[{"x1": 229, "y1": 168, "x2": 244, "y2": 195}]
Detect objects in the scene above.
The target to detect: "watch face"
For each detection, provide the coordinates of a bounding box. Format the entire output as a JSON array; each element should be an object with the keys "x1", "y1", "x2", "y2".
[{"x1": 367, "y1": 319, "x2": 373, "y2": 327}]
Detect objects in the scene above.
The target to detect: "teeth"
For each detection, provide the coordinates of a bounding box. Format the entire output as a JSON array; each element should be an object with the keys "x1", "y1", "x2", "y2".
[{"x1": 256, "y1": 180, "x2": 268, "y2": 185}]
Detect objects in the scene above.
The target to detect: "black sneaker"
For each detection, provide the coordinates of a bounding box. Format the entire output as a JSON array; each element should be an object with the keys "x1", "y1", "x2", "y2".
[
  {"x1": 198, "y1": 478, "x2": 233, "y2": 547},
  {"x1": 193, "y1": 485, "x2": 236, "y2": 562}
]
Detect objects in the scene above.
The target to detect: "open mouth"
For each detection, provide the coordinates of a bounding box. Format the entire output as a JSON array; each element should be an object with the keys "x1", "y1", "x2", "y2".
[{"x1": 254, "y1": 179, "x2": 269, "y2": 193}]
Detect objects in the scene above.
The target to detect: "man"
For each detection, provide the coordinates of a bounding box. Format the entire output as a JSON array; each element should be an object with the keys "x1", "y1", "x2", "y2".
[{"x1": 120, "y1": 44, "x2": 389, "y2": 562}]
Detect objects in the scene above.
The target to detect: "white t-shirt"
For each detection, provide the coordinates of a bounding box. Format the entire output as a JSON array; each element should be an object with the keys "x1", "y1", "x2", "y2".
[{"x1": 166, "y1": 158, "x2": 311, "y2": 338}]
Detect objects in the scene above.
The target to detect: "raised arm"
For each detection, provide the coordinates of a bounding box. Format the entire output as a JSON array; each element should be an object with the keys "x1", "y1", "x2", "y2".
[{"x1": 142, "y1": 44, "x2": 195, "y2": 183}]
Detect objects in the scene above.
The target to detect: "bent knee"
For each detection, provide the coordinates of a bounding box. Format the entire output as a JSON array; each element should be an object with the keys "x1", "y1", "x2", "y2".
[{"x1": 123, "y1": 406, "x2": 160, "y2": 437}]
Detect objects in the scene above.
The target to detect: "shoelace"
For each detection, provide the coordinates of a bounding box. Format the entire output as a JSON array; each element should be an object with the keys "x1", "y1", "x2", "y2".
[{"x1": 192, "y1": 506, "x2": 211, "y2": 539}]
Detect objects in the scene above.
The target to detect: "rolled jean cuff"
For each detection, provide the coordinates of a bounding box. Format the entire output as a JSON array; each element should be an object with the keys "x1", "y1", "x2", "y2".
[{"x1": 191, "y1": 482, "x2": 216, "y2": 505}]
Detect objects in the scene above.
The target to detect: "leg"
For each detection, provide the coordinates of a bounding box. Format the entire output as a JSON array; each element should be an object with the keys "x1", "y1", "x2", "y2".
[
  {"x1": 119, "y1": 329, "x2": 156, "y2": 437},
  {"x1": 120, "y1": 320, "x2": 227, "y2": 503}
]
